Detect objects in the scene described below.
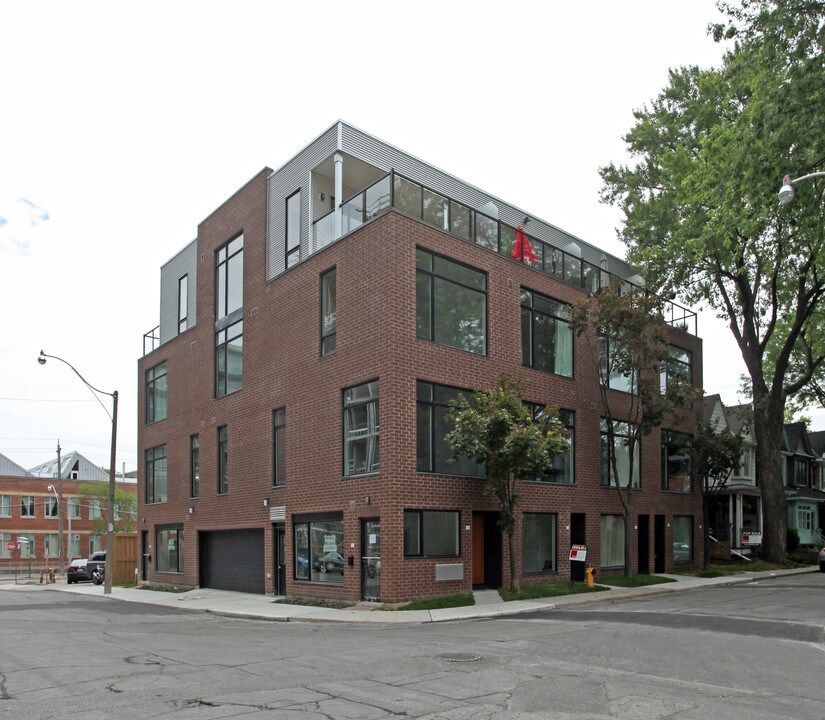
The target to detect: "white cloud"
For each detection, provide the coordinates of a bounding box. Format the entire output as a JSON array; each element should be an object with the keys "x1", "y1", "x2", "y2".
[{"x1": 0, "y1": 191, "x2": 49, "y2": 255}]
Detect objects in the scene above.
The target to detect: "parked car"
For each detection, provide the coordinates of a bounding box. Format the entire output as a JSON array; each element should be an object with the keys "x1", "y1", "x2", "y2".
[
  {"x1": 314, "y1": 551, "x2": 344, "y2": 574},
  {"x1": 673, "y1": 543, "x2": 692, "y2": 563},
  {"x1": 818, "y1": 546, "x2": 825, "y2": 572},
  {"x1": 87, "y1": 551, "x2": 106, "y2": 578},
  {"x1": 66, "y1": 558, "x2": 91, "y2": 584}
]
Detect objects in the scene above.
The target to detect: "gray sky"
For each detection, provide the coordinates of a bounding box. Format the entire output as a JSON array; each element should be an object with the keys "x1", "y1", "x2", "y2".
[{"x1": 2, "y1": 1, "x2": 819, "y2": 472}]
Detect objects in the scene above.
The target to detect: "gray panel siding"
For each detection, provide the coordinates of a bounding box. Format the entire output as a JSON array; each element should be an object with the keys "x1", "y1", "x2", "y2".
[
  {"x1": 159, "y1": 239, "x2": 198, "y2": 345},
  {"x1": 266, "y1": 125, "x2": 338, "y2": 281}
]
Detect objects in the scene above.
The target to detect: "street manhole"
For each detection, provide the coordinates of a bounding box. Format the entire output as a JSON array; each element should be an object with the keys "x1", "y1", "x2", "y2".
[{"x1": 436, "y1": 653, "x2": 482, "y2": 663}]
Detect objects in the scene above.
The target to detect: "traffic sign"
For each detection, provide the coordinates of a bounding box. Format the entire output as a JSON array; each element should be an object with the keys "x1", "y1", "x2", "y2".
[{"x1": 6, "y1": 542, "x2": 15, "y2": 552}]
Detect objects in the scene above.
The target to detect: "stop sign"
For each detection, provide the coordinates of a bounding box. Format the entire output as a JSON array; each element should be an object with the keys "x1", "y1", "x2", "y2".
[{"x1": 6, "y1": 542, "x2": 15, "y2": 552}]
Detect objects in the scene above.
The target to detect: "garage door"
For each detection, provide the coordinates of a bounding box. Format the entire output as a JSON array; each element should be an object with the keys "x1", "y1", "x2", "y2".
[{"x1": 200, "y1": 529, "x2": 264, "y2": 594}]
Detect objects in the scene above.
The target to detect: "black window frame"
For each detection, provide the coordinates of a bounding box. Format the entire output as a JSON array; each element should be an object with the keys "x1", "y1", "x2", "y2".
[
  {"x1": 600, "y1": 419, "x2": 640, "y2": 487},
  {"x1": 403, "y1": 509, "x2": 461, "y2": 558},
  {"x1": 190, "y1": 434, "x2": 200, "y2": 498},
  {"x1": 218, "y1": 426, "x2": 228, "y2": 495},
  {"x1": 145, "y1": 444, "x2": 168, "y2": 504},
  {"x1": 273, "y1": 408, "x2": 286, "y2": 487},
  {"x1": 522, "y1": 512, "x2": 557, "y2": 574},
  {"x1": 178, "y1": 274, "x2": 188, "y2": 334},
  {"x1": 320, "y1": 268, "x2": 336, "y2": 356},
  {"x1": 661, "y1": 429, "x2": 693, "y2": 492},
  {"x1": 292, "y1": 513, "x2": 344, "y2": 585},
  {"x1": 520, "y1": 288, "x2": 574, "y2": 378},
  {"x1": 343, "y1": 380, "x2": 380, "y2": 477},
  {"x1": 215, "y1": 319, "x2": 243, "y2": 397},
  {"x1": 156, "y1": 524, "x2": 184, "y2": 573},
  {"x1": 286, "y1": 189, "x2": 301, "y2": 268},
  {"x1": 215, "y1": 233, "x2": 243, "y2": 321},
  {"x1": 526, "y1": 404, "x2": 575, "y2": 485},
  {"x1": 145, "y1": 361, "x2": 168, "y2": 424}
]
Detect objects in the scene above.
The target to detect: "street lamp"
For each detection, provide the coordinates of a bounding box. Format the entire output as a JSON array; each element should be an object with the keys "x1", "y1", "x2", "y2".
[
  {"x1": 46, "y1": 483, "x2": 64, "y2": 577},
  {"x1": 778, "y1": 171, "x2": 825, "y2": 205},
  {"x1": 38, "y1": 350, "x2": 118, "y2": 595}
]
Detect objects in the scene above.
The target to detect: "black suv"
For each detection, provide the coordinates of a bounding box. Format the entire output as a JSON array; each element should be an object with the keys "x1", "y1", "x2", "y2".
[{"x1": 87, "y1": 551, "x2": 106, "y2": 579}]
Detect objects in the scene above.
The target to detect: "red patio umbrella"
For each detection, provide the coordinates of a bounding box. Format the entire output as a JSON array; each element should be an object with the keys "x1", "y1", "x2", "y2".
[{"x1": 512, "y1": 225, "x2": 538, "y2": 263}]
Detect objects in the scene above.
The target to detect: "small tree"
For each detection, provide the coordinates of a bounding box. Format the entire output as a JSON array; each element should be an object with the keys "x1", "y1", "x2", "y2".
[
  {"x1": 572, "y1": 283, "x2": 697, "y2": 576},
  {"x1": 78, "y1": 483, "x2": 137, "y2": 534},
  {"x1": 692, "y1": 419, "x2": 742, "y2": 570},
  {"x1": 447, "y1": 375, "x2": 569, "y2": 591}
]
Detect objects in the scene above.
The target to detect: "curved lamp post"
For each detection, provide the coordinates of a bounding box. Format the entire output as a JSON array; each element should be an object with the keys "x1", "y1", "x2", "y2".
[
  {"x1": 38, "y1": 350, "x2": 118, "y2": 595},
  {"x1": 46, "y1": 483, "x2": 64, "y2": 577},
  {"x1": 778, "y1": 171, "x2": 825, "y2": 204}
]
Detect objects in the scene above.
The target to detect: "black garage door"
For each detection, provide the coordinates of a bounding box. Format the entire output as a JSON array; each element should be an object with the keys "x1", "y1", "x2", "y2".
[{"x1": 200, "y1": 529, "x2": 265, "y2": 594}]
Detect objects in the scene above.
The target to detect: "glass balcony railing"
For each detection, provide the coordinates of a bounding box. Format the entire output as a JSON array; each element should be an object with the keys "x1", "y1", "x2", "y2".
[
  {"x1": 312, "y1": 170, "x2": 698, "y2": 334},
  {"x1": 143, "y1": 326, "x2": 160, "y2": 356}
]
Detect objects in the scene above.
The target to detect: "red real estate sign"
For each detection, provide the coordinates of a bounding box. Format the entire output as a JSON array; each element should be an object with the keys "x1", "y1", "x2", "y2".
[{"x1": 569, "y1": 544, "x2": 587, "y2": 561}]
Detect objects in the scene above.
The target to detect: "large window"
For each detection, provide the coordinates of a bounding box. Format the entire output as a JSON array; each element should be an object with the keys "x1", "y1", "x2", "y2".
[
  {"x1": 521, "y1": 289, "x2": 573, "y2": 377},
  {"x1": 68, "y1": 497, "x2": 81, "y2": 519},
  {"x1": 672, "y1": 516, "x2": 693, "y2": 564},
  {"x1": 190, "y1": 435, "x2": 200, "y2": 498},
  {"x1": 321, "y1": 268, "x2": 336, "y2": 356},
  {"x1": 600, "y1": 419, "x2": 640, "y2": 487},
  {"x1": 416, "y1": 381, "x2": 484, "y2": 476},
  {"x1": 145, "y1": 445, "x2": 168, "y2": 504},
  {"x1": 527, "y1": 405, "x2": 575, "y2": 484},
  {"x1": 215, "y1": 319, "x2": 243, "y2": 397},
  {"x1": 0, "y1": 495, "x2": 10, "y2": 517},
  {"x1": 660, "y1": 345, "x2": 692, "y2": 392},
  {"x1": 293, "y1": 515, "x2": 343, "y2": 585},
  {"x1": 21, "y1": 496, "x2": 35, "y2": 517},
  {"x1": 44, "y1": 496, "x2": 58, "y2": 518},
  {"x1": 273, "y1": 408, "x2": 286, "y2": 486},
  {"x1": 44, "y1": 533, "x2": 59, "y2": 557},
  {"x1": 286, "y1": 190, "x2": 301, "y2": 268},
  {"x1": 0, "y1": 533, "x2": 11, "y2": 558},
  {"x1": 599, "y1": 336, "x2": 637, "y2": 393},
  {"x1": 343, "y1": 381, "x2": 379, "y2": 476},
  {"x1": 178, "y1": 274, "x2": 188, "y2": 334},
  {"x1": 145, "y1": 362, "x2": 168, "y2": 424},
  {"x1": 157, "y1": 526, "x2": 183, "y2": 572},
  {"x1": 218, "y1": 426, "x2": 228, "y2": 494},
  {"x1": 215, "y1": 235, "x2": 243, "y2": 397},
  {"x1": 89, "y1": 499, "x2": 102, "y2": 520},
  {"x1": 600, "y1": 515, "x2": 625, "y2": 568},
  {"x1": 416, "y1": 249, "x2": 487, "y2": 355},
  {"x1": 404, "y1": 510, "x2": 460, "y2": 557},
  {"x1": 522, "y1": 513, "x2": 556, "y2": 574},
  {"x1": 661, "y1": 430, "x2": 692, "y2": 492}
]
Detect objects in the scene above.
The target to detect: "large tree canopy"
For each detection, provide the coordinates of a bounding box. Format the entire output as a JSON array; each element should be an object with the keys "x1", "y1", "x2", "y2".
[{"x1": 599, "y1": 0, "x2": 824, "y2": 562}]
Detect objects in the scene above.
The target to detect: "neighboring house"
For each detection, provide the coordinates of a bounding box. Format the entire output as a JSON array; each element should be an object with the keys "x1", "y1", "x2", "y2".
[
  {"x1": 0, "y1": 451, "x2": 136, "y2": 570},
  {"x1": 783, "y1": 422, "x2": 825, "y2": 545},
  {"x1": 137, "y1": 121, "x2": 705, "y2": 601}
]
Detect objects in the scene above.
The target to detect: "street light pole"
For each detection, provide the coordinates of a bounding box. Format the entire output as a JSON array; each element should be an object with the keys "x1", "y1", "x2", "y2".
[
  {"x1": 38, "y1": 350, "x2": 118, "y2": 595},
  {"x1": 46, "y1": 482, "x2": 64, "y2": 577},
  {"x1": 778, "y1": 171, "x2": 825, "y2": 204}
]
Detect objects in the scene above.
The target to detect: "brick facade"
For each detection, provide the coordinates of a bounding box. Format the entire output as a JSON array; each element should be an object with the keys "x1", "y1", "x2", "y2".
[{"x1": 137, "y1": 166, "x2": 704, "y2": 602}]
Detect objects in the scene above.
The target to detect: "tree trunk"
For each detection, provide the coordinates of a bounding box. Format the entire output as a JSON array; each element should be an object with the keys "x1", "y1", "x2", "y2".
[
  {"x1": 623, "y1": 496, "x2": 633, "y2": 578},
  {"x1": 702, "y1": 502, "x2": 711, "y2": 571},
  {"x1": 752, "y1": 390, "x2": 787, "y2": 564},
  {"x1": 508, "y1": 529, "x2": 519, "y2": 591}
]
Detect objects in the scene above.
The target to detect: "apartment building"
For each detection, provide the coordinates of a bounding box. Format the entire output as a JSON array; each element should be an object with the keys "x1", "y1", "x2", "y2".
[{"x1": 137, "y1": 121, "x2": 703, "y2": 601}]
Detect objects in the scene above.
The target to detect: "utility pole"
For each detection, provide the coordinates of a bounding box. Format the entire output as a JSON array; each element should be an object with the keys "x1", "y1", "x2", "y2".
[{"x1": 56, "y1": 441, "x2": 65, "y2": 577}]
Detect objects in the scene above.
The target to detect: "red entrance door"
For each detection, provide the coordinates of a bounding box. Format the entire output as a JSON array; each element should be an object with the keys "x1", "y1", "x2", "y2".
[{"x1": 472, "y1": 514, "x2": 485, "y2": 585}]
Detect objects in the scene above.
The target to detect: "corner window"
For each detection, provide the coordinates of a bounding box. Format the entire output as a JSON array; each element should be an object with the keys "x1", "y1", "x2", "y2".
[
  {"x1": 145, "y1": 445, "x2": 168, "y2": 504},
  {"x1": 661, "y1": 430, "x2": 692, "y2": 492},
  {"x1": 403, "y1": 510, "x2": 460, "y2": 557},
  {"x1": 286, "y1": 190, "x2": 301, "y2": 268},
  {"x1": 321, "y1": 269, "x2": 336, "y2": 356},
  {"x1": 521, "y1": 289, "x2": 573, "y2": 377},
  {"x1": 218, "y1": 426, "x2": 228, "y2": 494},
  {"x1": 672, "y1": 516, "x2": 693, "y2": 563},
  {"x1": 343, "y1": 381, "x2": 379, "y2": 476},
  {"x1": 293, "y1": 515, "x2": 343, "y2": 584},
  {"x1": 600, "y1": 419, "x2": 640, "y2": 487},
  {"x1": 156, "y1": 526, "x2": 183, "y2": 572},
  {"x1": 600, "y1": 515, "x2": 625, "y2": 568},
  {"x1": 178, "y1": 275, "x2": 188, "y2": 334},
  {"x1": 522, "y1": 513, "x2": 556, "y2": 573},
  {"x1": 190, "y1": 435, "x2": 200, "y2": 498},
  {"x1": 215, "y1": 320, "x2": 243, "y2": 397},
  {"x1": 273, "y1": 408, "x2": 285, "y2": 486},
  {"x1": 416, "y1": 249, "x2": 486, "y2": 355},
  {"x1": 21, "y1": 496, "x2": 35, "y2": 517},
  {"x1": 416, "y1": 381, "x2": 484, "y2": 476},
  {"x1": 145, "y1": 362, "x2": 168, "y2": 424}
]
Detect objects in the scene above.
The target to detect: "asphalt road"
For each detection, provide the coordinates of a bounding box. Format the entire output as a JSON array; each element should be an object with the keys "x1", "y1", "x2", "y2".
[{"x1": 1, "y1": 575, "x2": 824, "y2": 719}]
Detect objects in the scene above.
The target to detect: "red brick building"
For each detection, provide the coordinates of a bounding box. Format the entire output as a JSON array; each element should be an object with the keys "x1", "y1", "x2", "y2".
[{"x1": 137, "y1": 122, "x2": 703, "y2": 601}]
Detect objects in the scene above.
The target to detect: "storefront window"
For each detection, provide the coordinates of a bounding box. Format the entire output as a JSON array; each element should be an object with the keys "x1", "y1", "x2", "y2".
[{"x1": 294, "y1": 516, "x2": 344, "y2": 584}]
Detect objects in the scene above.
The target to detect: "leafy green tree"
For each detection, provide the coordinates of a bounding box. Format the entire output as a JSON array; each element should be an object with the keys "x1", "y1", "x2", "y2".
[
  {"x1": 446, "y1": 375, "x2": 569, "y2": 591},
  {"x1": 571, "y1": 283, "x2": 697, "y2": 576},
  {"x1": 599, "y1": 0, "x2": 825, "y2": 563},
  {"x1": 692, "y1": 419, "x2": 742, "y2": 569},
  {"x1": 78, "y1": 483, "x2": 137, "y2": 534}
]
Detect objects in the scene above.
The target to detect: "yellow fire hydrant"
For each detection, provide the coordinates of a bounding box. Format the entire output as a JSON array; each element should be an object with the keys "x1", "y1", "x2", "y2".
[{"x1": 585, "y1": 565, "x2": 595, "y2": 588}]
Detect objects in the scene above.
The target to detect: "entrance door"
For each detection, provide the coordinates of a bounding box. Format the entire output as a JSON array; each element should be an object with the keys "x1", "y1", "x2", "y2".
[
  {"x1": 273, "y1": 526, "x2": 286, "y2": 596},
  {"x1": 654, "y1": 514, "x2": 666, "y2": 573},
  {"x1": 472, "y1": 514, "x2": 486, "y2": 585},
  {"x1": 361, "y1": 518, "x2": 380, "y2": 601},
  {"x1": 141, "y1": 530, "x2": 149, "y2": 581},
  {"x1": 637, "y1": 515, "x2": 650, "y2": 574}
]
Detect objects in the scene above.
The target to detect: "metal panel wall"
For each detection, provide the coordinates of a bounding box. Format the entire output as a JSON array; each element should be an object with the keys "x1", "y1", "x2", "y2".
[{"x1": 159, "y1": 239, "x2": 198, "y2": 345}]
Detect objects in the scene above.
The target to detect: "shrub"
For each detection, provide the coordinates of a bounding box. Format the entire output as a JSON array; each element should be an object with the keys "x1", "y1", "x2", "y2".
[{"x1": 786, "y1": 527, "x2": 800, "y2": 552}]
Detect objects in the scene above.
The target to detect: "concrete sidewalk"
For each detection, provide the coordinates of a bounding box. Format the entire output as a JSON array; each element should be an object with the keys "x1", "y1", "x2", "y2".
[{"x1": 4, "y1": 565, "x2": 818, "y2": 624}]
